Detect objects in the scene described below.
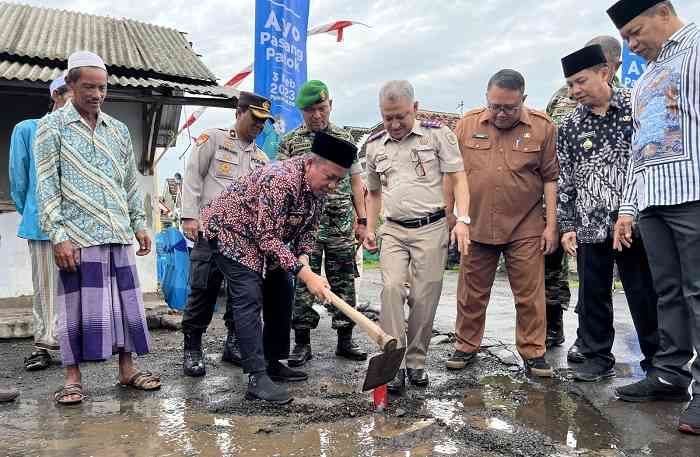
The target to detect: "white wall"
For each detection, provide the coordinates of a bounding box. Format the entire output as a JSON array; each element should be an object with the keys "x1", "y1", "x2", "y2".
[{"x1": 0, "y1": 99, "x2": 159, "y2": 299}]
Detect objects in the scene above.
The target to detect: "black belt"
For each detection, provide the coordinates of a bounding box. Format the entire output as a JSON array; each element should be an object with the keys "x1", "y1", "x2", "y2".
[{"x1": 387, "y1": 209, "x2": 446, "y2": 229}]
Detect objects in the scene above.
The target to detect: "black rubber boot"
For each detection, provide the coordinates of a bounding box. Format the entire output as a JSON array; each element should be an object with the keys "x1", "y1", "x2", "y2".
[
  {"x1": 221, "y1": 326, "x2": 242, "y2": 366},
  {"x1": 183, "y1": 333, "x2": 206, "y2": 377},
  {"x1": 336, "y1": 327, "x2": 367, "y2": 361},
  {"x1": 288, "y1": 329, "x2": 312, "y2": 367},
  {"x1": 245, "y1": 372, "x2": 292, "y2": 405},
  {"x1": 545, "y1": 306, "x2": 565, "y2": 348}
]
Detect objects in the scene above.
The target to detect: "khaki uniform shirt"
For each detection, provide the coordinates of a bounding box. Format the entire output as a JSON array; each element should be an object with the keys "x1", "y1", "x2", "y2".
[
  {"x1": 365, "y1": 120, "x2": 464, "y2": 220},
  {"x1": 454, "y1": 107, "x2": 559, "y2": 245},
  {"x1": 182, "y1": 127, "x2": 269, "y2": 220}
]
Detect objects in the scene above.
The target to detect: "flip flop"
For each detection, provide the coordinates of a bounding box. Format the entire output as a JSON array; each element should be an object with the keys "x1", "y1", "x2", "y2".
[
  {"x1": 54, "y1": 383, "x2": 85, "y2": 405},
  {"x1": 119, "y1": 371, "x2": 161, "y2": 391}
]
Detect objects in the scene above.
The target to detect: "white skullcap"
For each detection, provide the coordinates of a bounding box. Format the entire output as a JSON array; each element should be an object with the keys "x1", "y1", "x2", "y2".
[
  {"x1": 67, "y1": 51, "x2": 107, "y2": 71},
  {"x1": 49, "y1": 74, "x2": 66, "y2": 95}
]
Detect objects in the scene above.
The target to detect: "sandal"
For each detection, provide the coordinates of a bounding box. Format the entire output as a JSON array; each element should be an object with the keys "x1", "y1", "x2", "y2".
[
  {"x1": 25, "y1": 350, "x2": 52, "y2": 371},
  {"x1": 119, "y1": 371, "x2": 161, "y2": 391},
  {"x1": 54, "y1": 383, "x2": 85, "y2": 405}
]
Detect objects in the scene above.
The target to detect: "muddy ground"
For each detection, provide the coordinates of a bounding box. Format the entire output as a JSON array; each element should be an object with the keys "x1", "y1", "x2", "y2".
[{"x1": 0, "y1": 269, "x2": 697, "y2": 457}]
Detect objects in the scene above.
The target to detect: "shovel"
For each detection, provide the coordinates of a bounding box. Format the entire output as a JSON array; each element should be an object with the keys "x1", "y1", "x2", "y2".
[{"x1": 326, "y1": 291, "x2": 405, "y2": 392}]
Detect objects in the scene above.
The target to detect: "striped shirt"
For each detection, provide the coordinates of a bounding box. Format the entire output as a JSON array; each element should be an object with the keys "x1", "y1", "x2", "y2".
[
  {"x1": 619, "y1": 23, "x2": 700, "y2": 216},
  {"x1": 34, "y1": 102, "x2": 146, "y2": 247}
]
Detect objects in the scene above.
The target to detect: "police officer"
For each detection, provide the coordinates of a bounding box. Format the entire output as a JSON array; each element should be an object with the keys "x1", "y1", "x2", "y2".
[
  {"x1": 276, "y1": 80, "x2": 368, "y2": 366},
  {"x1": 364, "y1": 80, "x2": 470, "y2": 393},
  {"x1": 180, "y1": 92, "x2": 273, "y2": 377}
]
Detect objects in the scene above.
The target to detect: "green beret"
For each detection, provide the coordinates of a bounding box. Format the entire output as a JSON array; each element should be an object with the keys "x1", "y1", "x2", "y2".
[{"x1": 295, "y1": 80, "x2": 329, "y2": 109}]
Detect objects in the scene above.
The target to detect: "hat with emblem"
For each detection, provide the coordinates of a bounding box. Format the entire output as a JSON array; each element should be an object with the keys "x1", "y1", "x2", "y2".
[
  {"x1": 296, "y1": 80, "x2": 329, "y2": 109},
  {"x1": 311, "y1": 131, "x2": 357, "y2": 169},
  {"x1": 561, "y1": 44, "x2": 607, "y2": 78},
  {"x1": 607, "y1": 0, "x2": 665, "y2": 29},
  {"x1": 238, "y1": 91, "x2": 275, "y2": 122}
]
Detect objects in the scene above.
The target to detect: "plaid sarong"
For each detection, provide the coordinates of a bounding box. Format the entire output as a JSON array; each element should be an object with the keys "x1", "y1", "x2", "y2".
[{"x1": 56, "y1": 244, "x2": 151, "y2": 366}]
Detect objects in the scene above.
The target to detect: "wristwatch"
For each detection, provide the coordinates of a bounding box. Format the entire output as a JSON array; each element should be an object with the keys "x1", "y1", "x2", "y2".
[
  {"x1": 456, "y1": 215, "x2": 471, "y2": 225},
  {"x1": 356, "y1": 218, "x2": 367, "y2": 226}
]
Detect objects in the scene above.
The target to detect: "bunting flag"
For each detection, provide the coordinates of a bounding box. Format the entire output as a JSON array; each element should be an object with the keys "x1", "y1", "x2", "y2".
[{"x1": 176, "y1": 20, "x2": 368, "y2": 135}]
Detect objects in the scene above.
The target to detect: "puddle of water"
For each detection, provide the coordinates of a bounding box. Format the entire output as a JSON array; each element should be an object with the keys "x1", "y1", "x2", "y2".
[
  {"x1": 455, "y1": 374, "x2": 621, "y2": 453},
  {"x1": 0, "y1": 397, "x2": 460, "y2": 457}
]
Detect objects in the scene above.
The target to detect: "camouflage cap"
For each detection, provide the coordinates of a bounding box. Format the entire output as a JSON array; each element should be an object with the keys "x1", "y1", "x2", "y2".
[{"x1": 295, "y1": 80, "x2": 329, "y2": 109}]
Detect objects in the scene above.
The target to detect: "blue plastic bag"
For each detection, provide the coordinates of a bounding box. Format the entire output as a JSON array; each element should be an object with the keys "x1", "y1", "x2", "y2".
[{"x1": 155, "y1": 228, "x2": 190, "y2": 311}]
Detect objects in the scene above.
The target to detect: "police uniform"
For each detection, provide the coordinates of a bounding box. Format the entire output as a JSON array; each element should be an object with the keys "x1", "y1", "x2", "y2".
[
  {"x1": 276, "y1": 80, "x2": 367, "y2": 365},
  {"x1": 180, "y1": 91, "x2": 273, "y2": 376},
  {"x1": 365, "y1": 119, "x2": 464, "y2": 372}
]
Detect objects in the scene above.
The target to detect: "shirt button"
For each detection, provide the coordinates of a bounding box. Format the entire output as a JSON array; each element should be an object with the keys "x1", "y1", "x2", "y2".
[
  {"x1": 524, "y1": 148, "x2": 529, "y2": 151},
  {"x1": 497, "y1": 167, "x2": 503, "y2": 171}
]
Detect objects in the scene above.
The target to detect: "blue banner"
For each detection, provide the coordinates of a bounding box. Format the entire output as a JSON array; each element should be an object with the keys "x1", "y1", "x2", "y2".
[
  {"x1": 254, "y1": 0, "x2": 310, "y2": 159},
  {"x1": 621, "y1": 43, "x2": 647, "y2": 88}
]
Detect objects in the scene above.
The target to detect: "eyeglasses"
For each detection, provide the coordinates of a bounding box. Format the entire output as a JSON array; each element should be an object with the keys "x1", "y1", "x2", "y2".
[
  {"x1": 487, "y1": 103, "x2": 521, "y2": 114},
  {"x1": 410, "y1": 149, "x2": 426, "y2": 177}
]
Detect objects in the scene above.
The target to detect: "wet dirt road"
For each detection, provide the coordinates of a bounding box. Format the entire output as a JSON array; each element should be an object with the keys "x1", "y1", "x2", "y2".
[{"x1": 1, "y1": 270, "x2": 697, "y2": 456}]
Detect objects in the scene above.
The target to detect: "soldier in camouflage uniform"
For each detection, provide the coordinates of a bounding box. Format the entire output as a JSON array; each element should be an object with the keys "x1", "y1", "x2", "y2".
[
  {"x1": 547, "y1": 35, "x2": 623, "y2": 360},
  {"x1": 276, "y1": 80, "x2": 368, "y2": 366}
]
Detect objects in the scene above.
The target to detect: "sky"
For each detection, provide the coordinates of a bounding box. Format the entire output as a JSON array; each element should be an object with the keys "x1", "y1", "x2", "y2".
[{"x1": 19, "y1": 0, "x2": 700, "y2": 180}]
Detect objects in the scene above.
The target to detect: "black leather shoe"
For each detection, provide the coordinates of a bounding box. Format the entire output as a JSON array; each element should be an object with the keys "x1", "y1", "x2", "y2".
[
  {"x1": 406, "y1": 368, "x2": 429, "y2": 387},
  {"x1": 288, "y1": 343, "x2": 312, "y2": 367},
  {"x1": 615, "y1": 376, "x2": 690, "y2": 403},
  {"x1": 567, "y1": 339, "x2": 586, "y2": 363},
  {"x1": 245, "y1": 373, "x2": 292, "y2": 405},
  {"x1": 221, "y1": 330, "x2": 242, "y2": 366},
  {"x1": 336, "y1": 328, "x2": 367, "y2": 361},
  {"x1": 183, "y1": 333, "x2": 206, "y2": 377},
  {"x1": 573, "y1": 360, "x2": 616, "y2": 382},
  {"x1": 267, "y1": 360, "x2": 308, "y2": 383},
  {"x1": 387, "y1": 369, "x2": 406, "y2": 394},
  {"x1": 545, "y1": 307, "x2": 565, "y2": 349}
]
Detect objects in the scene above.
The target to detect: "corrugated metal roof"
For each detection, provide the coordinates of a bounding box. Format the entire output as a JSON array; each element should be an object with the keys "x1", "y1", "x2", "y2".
[
  {"x1": 0, "y1": 2, "x2": 217, "y2": 82},
  {"x1": 0, "y1": 60, "x2": 237, "y2": 98}
]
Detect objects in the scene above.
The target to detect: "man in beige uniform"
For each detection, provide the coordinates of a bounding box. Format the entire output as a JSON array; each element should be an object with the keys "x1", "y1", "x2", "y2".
[
  {"x1": 365, "y1": 80, "x2": 471, "y2": 394},
  {"x1": 180, "y1": 92, "x2": 273, "y2": 377}
]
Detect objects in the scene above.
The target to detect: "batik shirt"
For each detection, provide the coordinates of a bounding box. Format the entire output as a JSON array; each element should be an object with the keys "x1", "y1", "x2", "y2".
[
  {"x1": 620, "y1": 23, "x2": 700, "y2": 216},
  {"x1": 34, "y1": 102, "x2": 146, "y2": 247},
  {"x1": 201, "y1": 155, "x2": 324, "y2": 275},
  {"x1": 557, "y1": 86, "x2": 634, "y2": 243}
]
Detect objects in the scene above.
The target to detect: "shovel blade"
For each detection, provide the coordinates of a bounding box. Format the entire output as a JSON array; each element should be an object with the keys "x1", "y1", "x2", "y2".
[{"x1": 361, "y1": 346, "x2": 406, "y2": 392}]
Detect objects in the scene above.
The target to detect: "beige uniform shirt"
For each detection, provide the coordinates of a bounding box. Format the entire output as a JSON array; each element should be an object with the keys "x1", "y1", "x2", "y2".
[
  {"x1": 181, "y1": 127, "x2": 269, "y2": 220},
  {"x1": 365, "y1": 120, "x2": 464, "y2": 220}
]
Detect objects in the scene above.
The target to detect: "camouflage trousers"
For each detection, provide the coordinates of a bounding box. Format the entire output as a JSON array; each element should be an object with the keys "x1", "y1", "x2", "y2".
[
  {"x1": 292, "y1": 238, "x2": 357, "y2": 330},
  {"x1": 544, "y1": 244, "x2": 571, "y2": 310}
]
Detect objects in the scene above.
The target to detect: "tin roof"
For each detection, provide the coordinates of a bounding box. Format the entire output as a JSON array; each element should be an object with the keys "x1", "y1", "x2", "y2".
[{"x1": 0, "y1": 2, "x2": 217, "y2": 83}]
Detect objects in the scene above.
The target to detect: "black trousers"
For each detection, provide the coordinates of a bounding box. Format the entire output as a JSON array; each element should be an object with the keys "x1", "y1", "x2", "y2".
[
  {"x1": 213, "y1": 251, "x2": 294, "y2": 374},
  {"x1": 576, "y1": 236, "x2": 659, "y2": 371},
  {"x1": 638, "y1": 201, "x2": 700, "y2": 393},
  {"x1": 181, "y1": 235, "x2": 233, "y2": 335}
]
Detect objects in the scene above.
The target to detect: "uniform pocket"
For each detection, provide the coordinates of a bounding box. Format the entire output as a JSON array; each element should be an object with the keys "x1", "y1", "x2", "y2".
[
  {"x1": 374, "y1": 156, "x2": 394, "y2": 189},
  {"x1": 214, "y1": 150, "x2": 240, "y2": 180},
  {"x1": 189, "y1": 240, "x2": 213, "y2": 289},
  {"x1": 461, "y1": 139, "x2": 491, "y2": 171},
  {"x1": 411, "y1": 146, "x2": 437, "y2": 180},
  {"x1": 507, "y1": 141, "x2": 541, "y2": 171}
]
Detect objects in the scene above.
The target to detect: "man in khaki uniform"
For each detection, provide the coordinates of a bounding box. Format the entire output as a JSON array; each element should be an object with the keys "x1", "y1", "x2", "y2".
[
  {"x1": 180, "y1": 92, "x2": 273, "y2": 377},
  {"x1": 446, "y1": 70, "x2": 560, "y2": 377},
  {"x1": 364, "y1": 80, "x2": 471, "y2": 394}
]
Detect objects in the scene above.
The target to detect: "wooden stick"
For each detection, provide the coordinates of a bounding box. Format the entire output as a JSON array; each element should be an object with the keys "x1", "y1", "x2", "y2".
[{"x1": 326, "y1": 291, "x2": 397, "y2": 352}]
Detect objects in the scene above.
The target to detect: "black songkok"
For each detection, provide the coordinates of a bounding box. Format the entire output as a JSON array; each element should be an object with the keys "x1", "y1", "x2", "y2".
[
  {"x1": 561, "y1": 44, "x2": 607, "y2": 78},
  {"x1": 607, "y1": 0, "x2": 665, "y2": 29},
  {"x1": 311, "y1": 131, "x2": 357, "y2": 169}
]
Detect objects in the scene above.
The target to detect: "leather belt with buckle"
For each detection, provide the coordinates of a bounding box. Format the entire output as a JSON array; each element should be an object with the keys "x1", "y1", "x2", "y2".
[{"x1": 387, "y1": 209, "x2": 446, "y2": 229}]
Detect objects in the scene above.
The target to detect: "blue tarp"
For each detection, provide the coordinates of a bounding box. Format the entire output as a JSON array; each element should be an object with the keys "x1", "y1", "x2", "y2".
[{"x1": 156, "y1": 228, "x2": 190, "y2": 311}]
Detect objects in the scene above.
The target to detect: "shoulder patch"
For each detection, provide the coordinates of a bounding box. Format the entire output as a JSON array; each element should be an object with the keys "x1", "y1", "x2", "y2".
[
  {"x1": 367, "y1": 130, "x2": 386, "y2": 143},
  {"x1": 196, "y1": 133, "x2": 209, "y2": 146},
  {"x1": 529, "y1": 109, "x2": 552, "y2": 121},
  {"x1": 420, "y1": 120, "x2": 443, "y2": 129},
  {"x1": 463, "y1": 107, "x2": 487, "y2": 117}
]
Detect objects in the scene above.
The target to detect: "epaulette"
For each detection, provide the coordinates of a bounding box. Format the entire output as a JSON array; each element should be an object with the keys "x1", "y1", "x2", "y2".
[
  {"x1": 463, "y1": 107, "x2": 487, "y2": 117},
  {"x1": 530, "y1": 109, "x2": 554, "y2": 122},
  {"x1": 366, "y1": 130, "x2": 386, "y2": 143},
  {"x1": 420, "y1": 120, "x2": 443, "y2": 129}
]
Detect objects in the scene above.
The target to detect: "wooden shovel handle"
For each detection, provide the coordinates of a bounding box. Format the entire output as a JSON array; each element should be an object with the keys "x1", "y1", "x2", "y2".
[{"x1": 326, "y1": 291, "x2": 397, "y2": 352}]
